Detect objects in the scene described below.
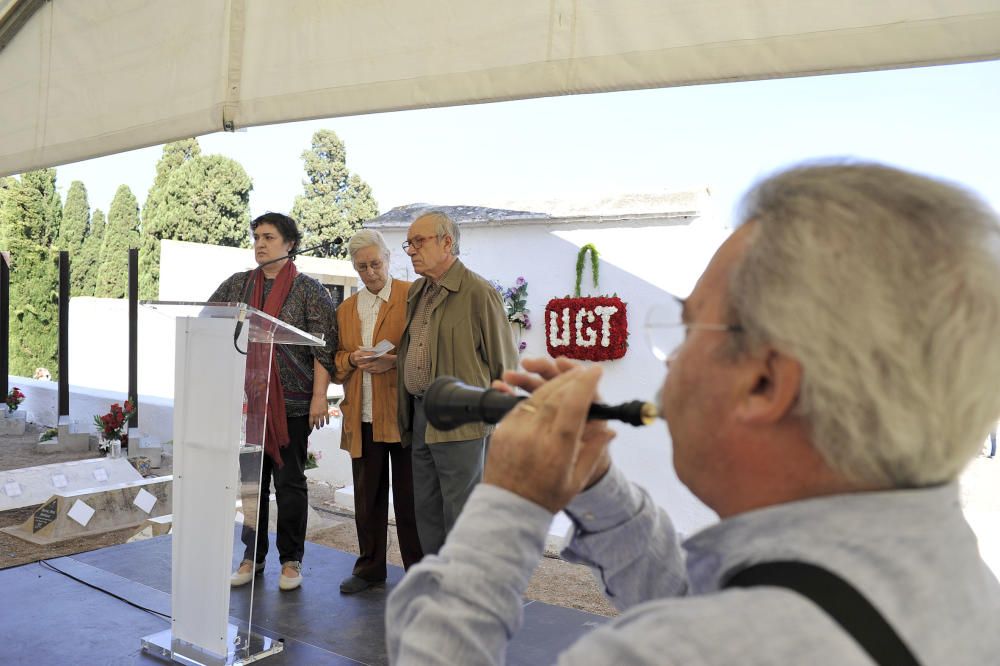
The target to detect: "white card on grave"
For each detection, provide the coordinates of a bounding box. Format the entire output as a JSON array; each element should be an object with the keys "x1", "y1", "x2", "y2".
[
  {"x1": 51, "y1": 474, "x2": 68, "y2": 489},
  {"x1": 133, "y1": 488, "x2": 157, "y2": 514},
  {"x1": 4, "y1": 481, "x2": 22, "y2": 497},
  {"x1": 67, "y1": 500, "x2": 95, "y2": 526},
  {"x1": 93, "y1": 468, "x2": 109, "y2": 482}
]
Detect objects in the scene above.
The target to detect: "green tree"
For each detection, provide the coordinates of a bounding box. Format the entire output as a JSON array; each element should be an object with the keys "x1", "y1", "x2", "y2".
[
  {"x1": 21, "y1": 168, "x2": 62, "y2": 246},
  {"x1": 291, "y1": 129, "x2": 378, "y2": 258},
  {"x1": 59, "y1": 181, "x2": 91, "y2": 294},
  {"x1": 77, "y1": 208, "x2": 105, "y2": 296},
  {"x1": 0, "y1": 177, "x2": 58, "y2": 377},
  {"x1": 139, "y1": 144, "x2": 252, "y2": 299},
  {"x1": 95, "y1": 186, "x2": 139, "y2": 298},
  {"x1": 0, "y1": 176, "x2": 14, "y2": 247},
  {"x1": 139, "y1": 140, "x2": 201, "y2": 298}
]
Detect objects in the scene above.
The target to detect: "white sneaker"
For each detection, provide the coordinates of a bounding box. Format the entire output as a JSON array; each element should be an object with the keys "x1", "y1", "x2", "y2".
[
  {"x1": 279, "y1": 561, "x2": 303, "y2": 591},
  {"x1": 230, "y1": 559, "x2": 265, "y2": 587}
]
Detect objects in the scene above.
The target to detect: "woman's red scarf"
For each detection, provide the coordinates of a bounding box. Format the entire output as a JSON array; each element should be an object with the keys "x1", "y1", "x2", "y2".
[{"x1": 245, "y1": 260, "x2": 298, "y2": 467}]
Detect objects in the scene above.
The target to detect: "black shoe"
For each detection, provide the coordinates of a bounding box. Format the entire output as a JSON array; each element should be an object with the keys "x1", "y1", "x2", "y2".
[{"x1": 339, "y1": 574, "x2": 384, "y2": 595}]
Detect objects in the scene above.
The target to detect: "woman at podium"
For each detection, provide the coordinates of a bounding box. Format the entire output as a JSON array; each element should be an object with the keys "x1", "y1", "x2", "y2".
[{"x1": 209, "y1": 212, "x2": 338, "y2": 591}]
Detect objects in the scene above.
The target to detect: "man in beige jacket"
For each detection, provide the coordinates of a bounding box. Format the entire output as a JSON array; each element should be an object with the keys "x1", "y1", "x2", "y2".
[{"x1": 398, "y1": 211, "x2": 518, "y2": 555}]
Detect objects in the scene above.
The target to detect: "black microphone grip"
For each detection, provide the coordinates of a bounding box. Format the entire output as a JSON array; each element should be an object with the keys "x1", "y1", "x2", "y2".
[{"x1": 423, "y1": 376, "x2": 658, "y2": 430}]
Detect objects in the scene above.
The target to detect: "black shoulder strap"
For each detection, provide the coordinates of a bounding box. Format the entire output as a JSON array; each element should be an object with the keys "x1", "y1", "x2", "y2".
[{"x1": 724, "y1": 561, "x2": 920, "y2": 666}]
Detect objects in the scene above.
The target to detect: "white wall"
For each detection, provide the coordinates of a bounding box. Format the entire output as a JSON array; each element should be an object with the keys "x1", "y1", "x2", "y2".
[
  {"x1": 158, "y1": 239, "x2": 358, "y2": 302},
  {"x1": 375, "y1": 210, "x2": 731, "y2": 536},
  {"x1": 7, "y1": 375, "x2": 174, "y2": 444},
  {"x1": 50, "y1": 239, "x2": 356, "y2": 456}
]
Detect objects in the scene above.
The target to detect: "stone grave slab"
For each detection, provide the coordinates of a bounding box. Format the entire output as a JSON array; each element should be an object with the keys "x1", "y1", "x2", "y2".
[
  {"x1": 0, "y1": 458, "x2": 142, "y2": 512},
  {"x1": 2, "y1": 475, "x2": 172, "y2": 545}
]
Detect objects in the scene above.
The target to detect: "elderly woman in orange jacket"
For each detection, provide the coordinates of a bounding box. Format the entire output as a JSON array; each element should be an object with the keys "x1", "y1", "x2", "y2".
[{"x1": 333, "y1": 230, "x2": 423, "y2": 594}]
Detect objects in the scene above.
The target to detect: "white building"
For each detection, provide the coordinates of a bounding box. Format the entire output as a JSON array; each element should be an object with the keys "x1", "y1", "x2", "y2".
[
  {"x1": 367, "y1": 189, "x2": 729, "y2": 535},
  {"x1": 26, "y1": 192, "x2": 729, "y2": 536}
]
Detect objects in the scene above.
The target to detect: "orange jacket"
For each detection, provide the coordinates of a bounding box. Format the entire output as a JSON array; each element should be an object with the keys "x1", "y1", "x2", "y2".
[{"x1": 333, "y1": 278, "x2": 412, "y2": 458}]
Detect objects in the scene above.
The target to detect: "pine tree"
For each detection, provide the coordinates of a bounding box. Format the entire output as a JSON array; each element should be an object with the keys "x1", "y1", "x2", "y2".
[
  {"x1": 139, "y1": 140, "x2": 201, "y2": 299},
  {"x1": 21, "y1": 169, "x2": 62, "y2": 247},
  {"x1": 77, "y1": 208, "x2": 105, "y2": 296},
  {"x1": 59, "y1": 181, "x2": 91, "y2": 294},
  {"x1": 95, "y1": 186, "x2": 139, "y2": 298},
  {"x1": 0, "y1": 177, "x2": 58, "y2": 377},
  {"x1": 291, "y1": 129, "x2": 378, "y2": 258},
  {"x1": 139, "y1": 143, "x2": 252, "y2": 299}
]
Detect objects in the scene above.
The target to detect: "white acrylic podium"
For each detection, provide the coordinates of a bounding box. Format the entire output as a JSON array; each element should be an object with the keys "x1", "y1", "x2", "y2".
[{"x1": 139, "y1": 302, "x2": 324, "y2": 666}]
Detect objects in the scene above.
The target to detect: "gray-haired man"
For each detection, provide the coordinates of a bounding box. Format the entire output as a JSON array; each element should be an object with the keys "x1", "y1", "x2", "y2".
[{"x1": 397, "y1": 210, "x2": 518, "y2": 556}]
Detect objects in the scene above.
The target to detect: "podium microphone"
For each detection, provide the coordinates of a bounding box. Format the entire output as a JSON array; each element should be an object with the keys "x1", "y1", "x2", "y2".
[
  {"x1": 423, "y1": 376, "x2": 659, "y2": 430},
  {"x1": 232, "y1": 237, "x2": 343, "y2": 353}
]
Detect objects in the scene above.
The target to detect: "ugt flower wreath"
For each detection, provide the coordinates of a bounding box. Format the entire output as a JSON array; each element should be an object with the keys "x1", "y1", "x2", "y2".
[{"x1": 545, "y1": 244, "x2": 628, "y2": 361}]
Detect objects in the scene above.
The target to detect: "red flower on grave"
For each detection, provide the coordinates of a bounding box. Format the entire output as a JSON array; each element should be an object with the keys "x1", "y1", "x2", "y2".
[{"x1": 93, "y1": 398, "x2": 137, "y2": 444}]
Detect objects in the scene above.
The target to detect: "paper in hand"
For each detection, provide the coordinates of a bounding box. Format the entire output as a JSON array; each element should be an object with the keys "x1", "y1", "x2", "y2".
[{"x1": 359, "y1": 339, "x2": 395, "y2": 358}]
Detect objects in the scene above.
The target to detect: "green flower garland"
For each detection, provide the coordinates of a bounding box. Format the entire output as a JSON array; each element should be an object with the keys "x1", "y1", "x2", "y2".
[{"x1": 574, "y1": 244, "x2": 600, "y2": 297}]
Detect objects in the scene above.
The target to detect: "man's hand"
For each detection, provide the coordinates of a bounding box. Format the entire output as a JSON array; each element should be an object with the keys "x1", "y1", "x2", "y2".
[
  {"x1": 356, "y1": 352, "x2": 396, "y2": 375},
  {"x1": 484, "y1": 357, "x2": 616, "y2": 513},
  {"x1": 309, "y1": 394, "x2": 330, "y2": 430}
]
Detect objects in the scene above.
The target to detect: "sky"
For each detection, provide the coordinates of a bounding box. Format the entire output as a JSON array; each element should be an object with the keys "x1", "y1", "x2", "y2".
[{"x1": 53, "y1": 59, "x2": 1000, "y2": 227}]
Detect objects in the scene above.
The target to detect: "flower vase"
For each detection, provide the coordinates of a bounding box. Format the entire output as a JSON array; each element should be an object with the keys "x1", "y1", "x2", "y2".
[{"x1": 102, "y1": 437, "x2": 121, "y2": 458}]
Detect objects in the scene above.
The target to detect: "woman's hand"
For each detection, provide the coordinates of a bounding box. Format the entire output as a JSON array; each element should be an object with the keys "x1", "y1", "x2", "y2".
[
  {"x1": 356, "y1": 352, "x2": 396, "y2": 375},
  {"x1": 309, "y1": 393, "x2": 330, "y2": 430}
]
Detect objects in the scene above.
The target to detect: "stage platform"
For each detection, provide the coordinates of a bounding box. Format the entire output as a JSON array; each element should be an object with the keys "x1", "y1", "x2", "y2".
[{"x1": 0, "y1": 532, "x2": 605, "y2": 665}]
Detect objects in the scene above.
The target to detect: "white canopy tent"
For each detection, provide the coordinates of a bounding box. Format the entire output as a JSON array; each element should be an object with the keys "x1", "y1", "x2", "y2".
[{"x1": 1, "y1": 0, "x2": 998, "y2": 177}]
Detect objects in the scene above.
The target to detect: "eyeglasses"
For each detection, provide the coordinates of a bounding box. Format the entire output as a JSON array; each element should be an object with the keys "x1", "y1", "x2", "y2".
[
  {"x1": 402, "y1": 234, "x2": 442, "y2": 251},
  {"x1": 354, "y1": 259, "x2": 384, "y2": 273},
  {"x1": 644, "y1": 295, "x2": 743, "y2": 361}
]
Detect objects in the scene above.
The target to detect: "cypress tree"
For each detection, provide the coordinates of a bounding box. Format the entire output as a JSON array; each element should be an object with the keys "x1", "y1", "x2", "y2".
[
  {"x1": 139, "y1": 140, "x2": 201, "y2": 299},
  {"x1": 95, "y1": 186, "x2": 139, "y2": 299},
  {"x1": 60, "y1": 181, "x2": 91, "y2": 295},
  {"x1": 78, "y1": 208, "x2": 105, "y2": 296},
  {"x1": 139, "y1": 142, "x2": 252, "y2": 299},
  {"x1": 291, "y1": 129, "x2": 378, "y2": 259},
  {"x1": 0, "y1": 177, "x2": 58, "y2": 377},
  {"x1": 21, "y1": 169, "x2": 62, "y2": 247}
]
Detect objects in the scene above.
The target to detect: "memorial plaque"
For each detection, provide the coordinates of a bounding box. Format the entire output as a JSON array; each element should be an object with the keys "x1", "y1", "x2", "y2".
[{"x1": 33, "y1": 498, "x2": 58, "y2": 533}]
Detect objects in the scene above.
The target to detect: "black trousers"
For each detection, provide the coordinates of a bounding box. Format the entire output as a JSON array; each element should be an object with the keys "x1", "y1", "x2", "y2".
[
  {"x1": 242, "y1": 414, "x2": 309, "y2": 565},
  {"x1": 351, "y1": 423, "x2": 423, "y2": 581}
]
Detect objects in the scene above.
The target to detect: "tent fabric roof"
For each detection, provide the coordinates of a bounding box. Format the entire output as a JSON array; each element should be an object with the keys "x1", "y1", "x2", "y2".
[{"x1": 1, "y1": 0, "x2": 998, "y2": 177}]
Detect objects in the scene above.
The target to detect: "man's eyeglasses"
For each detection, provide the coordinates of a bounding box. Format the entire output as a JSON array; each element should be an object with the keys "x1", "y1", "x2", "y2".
[
  {"x1": 354, "y1": 259, "x2": 384, "y2": 273},
  {"x1": 402, "y1": 234, "x2": 442, "y2": 251},
  {"x1": 644, "y1": 295, "x2": 743, "y2": 361}
]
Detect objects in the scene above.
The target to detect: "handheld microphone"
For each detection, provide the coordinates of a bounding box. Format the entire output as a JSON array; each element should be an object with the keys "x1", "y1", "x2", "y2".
[
  {"x1": 423, "y1": 376, "x2": 659, "y2": 430},
  {"x1": 232, "y1": 237, "x2": 343, "y2": 353}
]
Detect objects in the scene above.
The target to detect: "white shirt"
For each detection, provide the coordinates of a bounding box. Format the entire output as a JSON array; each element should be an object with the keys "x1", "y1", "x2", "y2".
[{"x1": 356, "y1": 280, "x2": 392, "y2": 423}]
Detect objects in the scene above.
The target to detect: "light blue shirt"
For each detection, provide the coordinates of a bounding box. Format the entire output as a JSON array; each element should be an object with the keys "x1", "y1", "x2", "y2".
[{"x1": 387, "y1": 464, "x2": 1000, "y2": 665}]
